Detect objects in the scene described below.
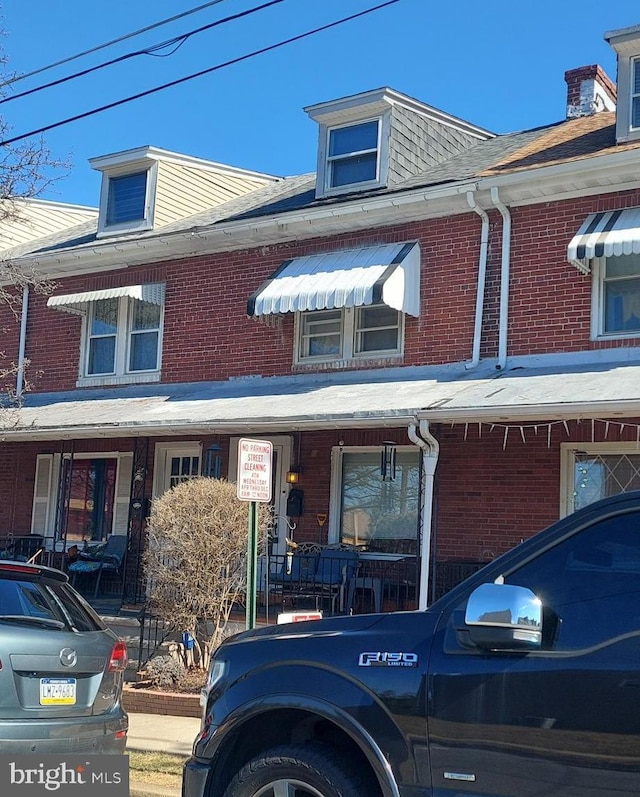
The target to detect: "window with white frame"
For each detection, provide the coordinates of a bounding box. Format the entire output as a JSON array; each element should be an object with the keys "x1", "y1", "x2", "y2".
[
  {"x1": 325, "y1": 120, "x2": 380, "y2": 191},
  {"x1": 106, "y1": 171, "x2": 148, "y2": 226},
  {"x1": 593, "y1": 253, "x2": 640, "y2": 337},
  {"x1": 297, "y1": 305, "x2": 402, "y2": 363},
  {"x1": 95, "y1": 162, "x2": 157, "y2": 236},
  {"x1": 561, "y1": 443, "x2": 640, "y2": 516},
  {"x1": 633, "y1": 58, "x2": 640, "y2": 130},
  {"x1": 84, "y1": 293, "x2": 163, "y2": 380},
  {"x1": 330, "y1": 447, "x2": 420, "y2": 554}
]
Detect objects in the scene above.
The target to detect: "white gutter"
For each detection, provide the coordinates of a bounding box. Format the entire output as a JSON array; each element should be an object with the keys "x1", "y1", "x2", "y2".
[
  {"x1": 420, "y1": 399, "x2": 640, "y2": 424},
  {"x1": 490, "y1": 187, "x2": 512, "y2": 370},
  {"x1": 16, "y1": 286, "x2": 29, "y2": 398},
  {"x1": 408, "y1": 419, "x2": 439, "y2": 610},
  {"x1": 0, "y1": 413, "x2": 420, "y2": 442},
  {"x1": 465, "y1": 192, "x2": 489, "y2": 370}
]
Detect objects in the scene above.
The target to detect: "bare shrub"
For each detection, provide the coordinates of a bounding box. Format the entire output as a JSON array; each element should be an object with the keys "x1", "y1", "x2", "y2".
[
  {"x1": 143, "y1": 655, "x2": 186, "y2": 691},
  {"x1": 143, "y1": 478, "x2": 271, "y2": 671}
]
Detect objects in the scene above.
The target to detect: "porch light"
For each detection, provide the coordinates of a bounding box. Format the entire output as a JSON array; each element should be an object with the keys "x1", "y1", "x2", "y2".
[
  {"x1": 381, "y1": 441, "x2": 397, "y2": 481},
  {"x1": 285, "y1": 467, "x2": 301, "y2": 484}
]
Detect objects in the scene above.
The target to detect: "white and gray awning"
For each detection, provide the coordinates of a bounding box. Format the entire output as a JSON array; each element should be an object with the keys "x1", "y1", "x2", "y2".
[
  {"x1": 47, "y1": 283, "x2": 165, "y2": 316},
  {"x1": 568, "y1": 208, "x2": 640, "y2": 273},
  {"x1": 247, "y1": 242, "x2": 421, "y2": 317}
]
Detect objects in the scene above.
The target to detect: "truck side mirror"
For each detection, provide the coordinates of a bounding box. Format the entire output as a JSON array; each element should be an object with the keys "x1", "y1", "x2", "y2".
[{"x1": 464, "y1": 582, "x2": 542, "y2": 651}]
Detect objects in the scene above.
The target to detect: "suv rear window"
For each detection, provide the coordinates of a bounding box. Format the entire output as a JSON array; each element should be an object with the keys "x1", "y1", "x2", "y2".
[{"x1": 0, "y1": 576, "x2": 104, "y2": 632}]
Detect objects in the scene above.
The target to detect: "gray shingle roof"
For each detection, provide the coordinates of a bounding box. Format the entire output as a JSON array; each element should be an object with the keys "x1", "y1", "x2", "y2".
[{"x1": 3, "y1": 114, "x2": 625, "y2": 262}]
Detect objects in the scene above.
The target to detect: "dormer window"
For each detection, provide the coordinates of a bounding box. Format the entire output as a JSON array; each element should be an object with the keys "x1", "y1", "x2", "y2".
[
  {"x1": 96, "y1": 164, "x2": 156, "y2": 235},
  {"x1": 633, "y1": 58, "x2": 640, "y2": 129},
  {"x1": 605, "y1": 24, "x2": 640, "y2": 143},
  {"x1": 327, "y1": 120, "x2": 379, "y2": 190},
  {"x1": 106, "y1": 171, "x2": 148, "y2": 225},
  {"x1": 90, "y1": 148, "x2": 160, "y2": 237},
  {"x1": 305, "y1": 87, "x2": 493, "y2": 200}
]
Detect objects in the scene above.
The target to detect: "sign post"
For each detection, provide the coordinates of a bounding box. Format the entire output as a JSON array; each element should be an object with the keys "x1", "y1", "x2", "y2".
[{"x1": 236, "y1": 438, "x2": 273, "y2": 630}]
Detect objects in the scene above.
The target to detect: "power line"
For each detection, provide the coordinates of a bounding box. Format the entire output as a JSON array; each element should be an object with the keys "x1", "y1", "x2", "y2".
[
  {"x1": 0, "y1": 0, "x2": 285, "y2": 107},
  {"x1": 0, "y1": 0, "x2": 230, "y2": 90},
  {"x1": 0, "y1": 0, "x2": 400, "y2": 148}
]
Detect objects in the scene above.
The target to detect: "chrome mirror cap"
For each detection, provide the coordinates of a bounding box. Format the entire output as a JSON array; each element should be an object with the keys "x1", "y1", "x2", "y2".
[{"x1": 465, "y1": 582, "x2": 542, "y2": 650}]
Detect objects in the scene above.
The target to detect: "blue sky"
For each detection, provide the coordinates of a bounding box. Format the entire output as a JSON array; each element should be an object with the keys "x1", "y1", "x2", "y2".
[{"x1": 2, "y1": 0, "x2": 640, "y2": 207}]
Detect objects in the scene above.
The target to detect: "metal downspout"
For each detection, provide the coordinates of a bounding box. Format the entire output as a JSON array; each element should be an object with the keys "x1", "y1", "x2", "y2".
[
  {"x1": 490, "y1": 186, "x2": 511, "y2": 370},
  {"x1": 465, "y1": 191, "x2": 489, "y2": 370},
  {"x1": 408, "y1": 419, "x2": 439, "y2": 610},
  {"x1": 16, "y1": 286, "x2": 29, "y2": 398}
]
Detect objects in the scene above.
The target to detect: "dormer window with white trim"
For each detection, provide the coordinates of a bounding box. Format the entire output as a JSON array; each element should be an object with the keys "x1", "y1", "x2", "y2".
[
  {"x1": 633, "y1": 58, "x2": 640, "y2": 129},
  {"x1": 90, "y1": 148, "x2": 160, "y2": 237},
  {"x1": 106, "y1": 171, "x2": 148, "y2": 226},
  {"x1": 306, "y1": 87, "x2": 493, "y2": 200},
  {"x1": 96, "y1": 163, "x2": 156, "y2": 236},
  {"x1": 316, "y1": 114, "x2": 389, "y2": 197},
  {"x1": 326, "y1": 120, "x2": 380, "y2": 190},
  {"x1": 605, "y1": 24, "x2": 640, "y2": 143}
]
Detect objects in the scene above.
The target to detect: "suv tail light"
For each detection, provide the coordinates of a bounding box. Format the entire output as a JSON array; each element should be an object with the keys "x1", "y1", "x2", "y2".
[{"x1": 108, "y1": 641, "x2": 127, "y2": 672}]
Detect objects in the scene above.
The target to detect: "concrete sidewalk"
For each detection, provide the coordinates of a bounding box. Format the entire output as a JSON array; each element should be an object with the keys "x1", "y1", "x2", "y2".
[
  {"x1": 127, "y1": 712, "x2": 201, "y2": 757},
  {"x1": 127, "y1": 711, "x2": 200, "y2": 797}
]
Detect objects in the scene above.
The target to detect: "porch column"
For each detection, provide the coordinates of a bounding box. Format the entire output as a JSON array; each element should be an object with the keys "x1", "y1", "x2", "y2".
[{"x1": 408, "y1": 420, "x2": 439, "y2": 610}]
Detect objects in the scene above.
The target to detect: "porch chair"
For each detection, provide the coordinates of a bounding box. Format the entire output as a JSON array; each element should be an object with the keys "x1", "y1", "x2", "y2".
[
  {"x1": 67, "y1": 534, "x2": 128, "y2": 598},
  {"x1": 312, "y1": 547, "x2": 360, "y2": 614},
  {"x1": 271, "y1": 543, "x2": 321, "y2": 609}
]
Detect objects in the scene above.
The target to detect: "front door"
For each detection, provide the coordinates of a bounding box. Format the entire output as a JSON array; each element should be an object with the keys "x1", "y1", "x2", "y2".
[
  {"x1": 428, "y1": 510, "x2": 640, "y2": 796},
  {"x1": 64, "y1": 458, "x2": 117, "y2": 543},
  {"x1": 152, "y1": 444, "x2": 202, "y2": 497}
]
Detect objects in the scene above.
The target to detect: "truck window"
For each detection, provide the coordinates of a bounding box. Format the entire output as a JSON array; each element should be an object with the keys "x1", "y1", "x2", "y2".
[{"x1": 504, "y1": 512, "x2": 640, "y2": 650}]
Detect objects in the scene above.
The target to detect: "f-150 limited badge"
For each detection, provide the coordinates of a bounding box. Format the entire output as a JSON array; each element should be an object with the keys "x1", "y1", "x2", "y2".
[{"x1": 358, "y1": 652, "x2": 418, "y2": 667}]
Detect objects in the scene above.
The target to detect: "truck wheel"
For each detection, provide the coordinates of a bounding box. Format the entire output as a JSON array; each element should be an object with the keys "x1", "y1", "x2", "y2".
[{"x1": 222, "y1": 743, "x2": 371, "y2": 797}]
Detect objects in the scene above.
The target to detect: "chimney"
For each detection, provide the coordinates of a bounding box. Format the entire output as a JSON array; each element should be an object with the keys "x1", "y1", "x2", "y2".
[{"x1": 565, "y1": 65, "x2": 617, "y2": 118}]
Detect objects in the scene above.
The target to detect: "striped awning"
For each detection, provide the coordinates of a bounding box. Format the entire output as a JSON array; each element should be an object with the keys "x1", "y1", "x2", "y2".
[
  {"x1": 47, "y1": 283, "x2": 165, "y2": 316},
  {"x1": 247, "y1": 242, "x2": 420, "y2": 317},
  {"x1": 568, "y1": 208, "x2": 640, "y2": 273}
]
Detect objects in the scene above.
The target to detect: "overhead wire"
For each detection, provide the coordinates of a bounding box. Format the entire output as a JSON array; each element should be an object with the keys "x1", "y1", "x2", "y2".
[
  {"x1": 0, "y1": 0, "x2": 400, "y2": 148},
  {"x1": 0, "y1": 0, "x2": 285, "y2": 107},
  {"x1": 0, "y1": 0, "x2": 230, "y2": 90}
]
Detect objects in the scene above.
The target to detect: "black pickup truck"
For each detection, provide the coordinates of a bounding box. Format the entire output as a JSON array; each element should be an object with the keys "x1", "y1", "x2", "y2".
[{"x1": 182, "y1": 491, "x2": 640, "y2": 797}]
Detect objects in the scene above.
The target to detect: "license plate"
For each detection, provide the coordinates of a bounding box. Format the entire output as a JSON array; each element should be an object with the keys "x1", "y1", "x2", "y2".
[{"x1": 40, "y1": 677, "x2": 76, "y2": 705}]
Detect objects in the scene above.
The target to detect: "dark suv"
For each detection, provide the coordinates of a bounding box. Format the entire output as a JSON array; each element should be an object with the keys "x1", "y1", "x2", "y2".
[
  {"x1": 0, "y1": 560, "x2": 128, "y2": 753},
  {"x1": 184, "y1": 491, "x2": 640, "y2": 797}
]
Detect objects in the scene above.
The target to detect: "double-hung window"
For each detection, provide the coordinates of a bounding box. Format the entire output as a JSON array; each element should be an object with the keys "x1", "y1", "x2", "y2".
[
  {"x1": 86, "y1": 292, "x2": 162, "y2": 379},
  {"x1": 326, "y1": 120, "x2": 380, "y2": 190},
  {"x1": 297, "y1": 304, "x2": 402, "y2": 364},
  {"x1": 593, "y1": 253, "x2": 640, "y2": 337},
  {"x1": 633, "y1": 58, "x2": 640, "y2": 131}
]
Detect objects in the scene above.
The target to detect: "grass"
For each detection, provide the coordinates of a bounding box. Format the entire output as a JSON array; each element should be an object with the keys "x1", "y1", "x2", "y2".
[{"x1": 129, "y1": 750, "x2": 187, "y2": 788}]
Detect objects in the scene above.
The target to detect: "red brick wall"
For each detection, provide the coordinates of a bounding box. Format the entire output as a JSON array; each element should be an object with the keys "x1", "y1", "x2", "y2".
[
  {"x1": 12, "y1": 185, "x2": 640, "y2": 395},
  {"x1": 122, "y1": 684, "x2": 201, "y2": 718},
  {"x1": 4, "y1": 418, "x2": 640, "y2": 569}
]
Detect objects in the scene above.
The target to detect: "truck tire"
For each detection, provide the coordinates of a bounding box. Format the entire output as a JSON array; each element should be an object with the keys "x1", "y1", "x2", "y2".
[{"x1": 222, "y1": 743, "x2": 372, "y2": 797}]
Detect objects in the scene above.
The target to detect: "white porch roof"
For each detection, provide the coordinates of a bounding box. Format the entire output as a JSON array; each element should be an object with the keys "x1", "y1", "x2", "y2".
[{"x1": 4, "y1": 355, "x2": 640, "y2": 441}]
